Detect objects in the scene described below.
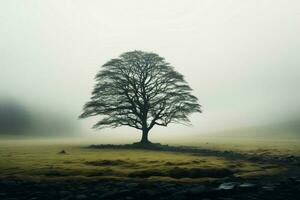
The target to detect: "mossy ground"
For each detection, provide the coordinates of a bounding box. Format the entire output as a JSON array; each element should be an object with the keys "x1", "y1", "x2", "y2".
[{"x1": 0, "y1": 141, "x2": 286, "y2": 183}]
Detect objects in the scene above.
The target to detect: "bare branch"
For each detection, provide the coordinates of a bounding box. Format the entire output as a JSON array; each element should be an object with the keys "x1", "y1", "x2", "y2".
[{"x1": 80, "y1": 50, "x2": 201, "y2": 135}]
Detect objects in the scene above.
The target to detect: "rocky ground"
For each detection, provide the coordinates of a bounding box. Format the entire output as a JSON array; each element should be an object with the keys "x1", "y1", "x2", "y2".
[{"x1": 0, "y1": 176, "x2": 300, "y2": 200}]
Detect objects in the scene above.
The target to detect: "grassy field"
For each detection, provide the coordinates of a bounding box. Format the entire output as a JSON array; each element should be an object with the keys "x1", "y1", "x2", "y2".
[
  {"x1": 180, "y1": 136, "x2": 300, "y2": 156},
  {"x1": 0, "y1": 138, "x2": 289, "y2": 183},
  {"x1": 1, "y1": 138, "x2": 300, "y2": 200}
]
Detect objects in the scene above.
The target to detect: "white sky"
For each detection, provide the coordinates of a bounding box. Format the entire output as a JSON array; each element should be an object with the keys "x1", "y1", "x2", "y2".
[{"x1": 1, "y1": 0, "x2": 300, "y2": 141}]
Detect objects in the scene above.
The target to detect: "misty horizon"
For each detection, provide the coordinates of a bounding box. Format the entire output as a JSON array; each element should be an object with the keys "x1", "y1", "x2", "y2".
[{"x1": 1, "y1": 1, "x2": 300, "y2": 140}]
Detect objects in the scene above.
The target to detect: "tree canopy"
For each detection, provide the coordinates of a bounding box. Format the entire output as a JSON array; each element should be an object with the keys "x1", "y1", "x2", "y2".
[{"x1": 80, "y1": 50, "x2": 201, "y2": 143}]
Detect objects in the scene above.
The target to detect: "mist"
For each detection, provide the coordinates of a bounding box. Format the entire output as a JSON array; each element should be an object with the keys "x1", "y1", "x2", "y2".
[{"x1": 1, "y1": 0, "x2": 300, "y2": 141}]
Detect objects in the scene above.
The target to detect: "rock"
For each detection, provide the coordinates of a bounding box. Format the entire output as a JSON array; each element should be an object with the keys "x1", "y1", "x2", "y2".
[
  {"x1": 118, "y1": 189, "x2": 131, "y2": 195},
  {"x1": 2, "y1": 180, "x2": 17, "y2": 186},
  {"x1": 0, "y1": 193, "x2": 6, "y2": 196},
  {"x1": 160, "y1": 184, "x2": 177, "y2": 192},
  {"x1": 59, "y1": 191, "x2": 72, "y2": 196},
  {"x1": 286, "y1": 155, "x2": 296, "y2": 161},
  {"x1": 170, "y1": 194, "x2": 186, "y2": 200},
  {"x1": 38, "y1": 183, "x2": 49, "y2": 189},
  {"x1": 125, "y1": 183, "x2": 139, "y2": 189},
  {"x1": 248, "y1": 156, "x2": 260, "y2": 162},
  {"x1": 98, "y1": 191, "x2": 119, "y2": 199},
  {"x1": 239, "y1": 183, "x2": 257, "y2": 190},
  {"x1": 75, "y1": 194, "x2": 87, "y2": 199},
  {"x1": 138, "y1": 189, "x2": 157, "y2": 197},
  {"x1": 217, "y1": 182, "x2": 236, "y2": 190},
  {"x1": 61, "y1": 196, "x2": 73, "y2": 200},
  {"x1": 262, "y1": 185, "x2": 275, "y2": 191},
  {"x1": 187, "y1": 185, "x2": 206, "y2": 194},
  {"x1": 90, "y1": 193, "x2": 97, "y2": 197},
  {"x1": 289, "y1": 176, "x2": 300, "y2": 183},
  {"x1": 58, "y1": 150, "x2": 67, "y2": 154},
  {"x1": 31, "y1": 191, "x2": 43, "y2": 197},
  {"x1": 78, "y1": 186, "x2": 87, "y2": 190}
]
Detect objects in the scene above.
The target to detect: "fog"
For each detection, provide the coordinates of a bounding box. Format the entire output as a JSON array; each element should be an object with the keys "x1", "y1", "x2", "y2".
[{"x1": 1, "y1": 1, "x2": 300, "y2": 141}]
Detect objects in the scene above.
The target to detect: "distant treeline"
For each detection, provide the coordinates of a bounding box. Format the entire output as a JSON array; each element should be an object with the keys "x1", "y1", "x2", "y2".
[{"x1": 0, "y1": 100, "x2": 77, "y2": 137}]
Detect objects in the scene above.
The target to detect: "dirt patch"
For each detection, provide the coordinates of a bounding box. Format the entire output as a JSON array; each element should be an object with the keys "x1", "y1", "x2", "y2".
[
  {"x1": 43, "y1": 170, "x2": 70, "y2": 177},
  {"x1": 129, "y1": 169, "x2": 165, "y2": 178},
  {"x1": 85, "y1": 159, "x2": 136, "y2": 167},
  {"x1": 86, "y1": 169, "x2": 115, "y2": 177},
  {"x1": 145, "y1": 160, "x2": 160, "y2": 164},
  {"x1": 164, "y1": 160, "x2": 204, "y2": 166},
  {"x1": 129, "y1": 167, "x2": 235, "y2": 179},
  {"x1": 168, "y1": 167, "x2": 235, "y2": 178}
]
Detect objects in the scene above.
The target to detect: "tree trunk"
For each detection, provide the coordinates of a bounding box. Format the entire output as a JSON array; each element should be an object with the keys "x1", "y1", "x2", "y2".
[{"x1": 140, "y1": 129, "x2": 150, "y2": 144}]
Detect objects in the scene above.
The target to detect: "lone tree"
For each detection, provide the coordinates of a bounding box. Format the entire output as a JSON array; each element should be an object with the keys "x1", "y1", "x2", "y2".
[{"x1": 80, "y1": 51, "x2": 201, "y2": 144}]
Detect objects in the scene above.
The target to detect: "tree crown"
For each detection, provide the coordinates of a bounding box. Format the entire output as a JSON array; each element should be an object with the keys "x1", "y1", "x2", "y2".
[{"x1": 80, "y1": 50, "x2": 201, "y2": 132}]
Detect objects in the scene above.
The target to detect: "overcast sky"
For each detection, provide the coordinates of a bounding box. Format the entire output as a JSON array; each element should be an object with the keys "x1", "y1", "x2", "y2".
[{"x1": 1, "y1": 0, "x2": 300, "y2": 140}]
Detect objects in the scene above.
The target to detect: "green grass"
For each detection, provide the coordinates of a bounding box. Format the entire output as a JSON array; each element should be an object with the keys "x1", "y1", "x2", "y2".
[
  {"x1": 0, "y1": 140, "x2": 286, "y2": 183},
  {"x1": 169, "y1": 136, "x2": 300, "y2": 156}
]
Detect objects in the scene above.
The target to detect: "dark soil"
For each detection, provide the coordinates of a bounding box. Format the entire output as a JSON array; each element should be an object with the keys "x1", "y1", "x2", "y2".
[
  {"x1": 85, "y1": 159, "x2": 134, "y2": 167},
  {"x1": 89, "y1": 143, "x2": 300, "y2": 166},
  {"x1": 1, "y1": 176, "x2": 300, "y2": 200},
  {"x1": 128, "y1": 167, "x2": 235, "y2": 179}
]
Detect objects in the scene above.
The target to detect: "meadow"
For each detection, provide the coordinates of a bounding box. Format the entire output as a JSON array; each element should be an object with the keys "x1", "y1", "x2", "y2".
[
  {"x1": 0, "y1": 137, "x2": 297, "y2": 182},
  {"x1": 0, "y1": 138, "x2": 299, "y2": 200}
]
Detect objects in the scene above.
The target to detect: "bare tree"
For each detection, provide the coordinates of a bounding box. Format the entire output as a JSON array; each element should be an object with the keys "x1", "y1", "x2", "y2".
[{"x1": 80, "y1": 51, "x2": 201, "y2": 144}]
